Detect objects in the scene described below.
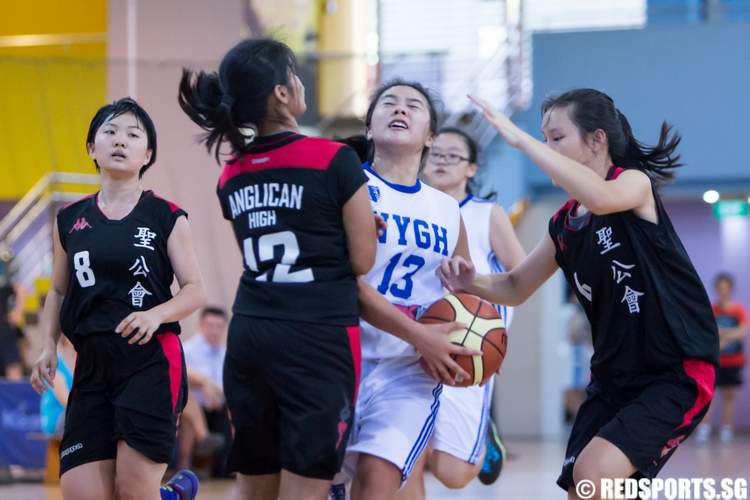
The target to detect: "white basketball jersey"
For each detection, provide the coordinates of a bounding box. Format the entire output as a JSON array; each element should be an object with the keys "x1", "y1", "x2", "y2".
[
  {"x1": 361, "y1": 164, "x2": 461, "y2": 360},
  {"x1": 459, "y1": 195, "x2": 514, "y2": 327}
]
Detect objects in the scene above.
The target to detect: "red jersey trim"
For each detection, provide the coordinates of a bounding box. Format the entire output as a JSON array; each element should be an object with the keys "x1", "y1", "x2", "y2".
[
  {"x1": 151, "y1": 191, "x2": 183, "y2": 213},
  {"x1": 677, "y1": 359, "x2": 715, "y2": 430},
  {"x1": 552, "y1": 199, "x2": 576, "y2": 222},
  {"x1": 607, "y1": 165, "x2": 625, "y2": 180},
  {"x1": 218, "y1": 137, "x2": 345, "y2": 189},
  {"x1": 156, "y1": 332, "x2": 183, "y2": 413}
]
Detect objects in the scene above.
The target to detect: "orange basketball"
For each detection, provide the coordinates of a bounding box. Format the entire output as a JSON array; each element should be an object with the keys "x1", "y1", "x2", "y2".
[{"x1": 418, "y1": 293, "x2": 507, "y2": 387}]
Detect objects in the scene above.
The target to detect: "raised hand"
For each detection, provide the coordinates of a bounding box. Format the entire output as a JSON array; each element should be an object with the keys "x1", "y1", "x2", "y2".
[{"x1": 468, "y1": 94, "x2": 524, "y2": 149}]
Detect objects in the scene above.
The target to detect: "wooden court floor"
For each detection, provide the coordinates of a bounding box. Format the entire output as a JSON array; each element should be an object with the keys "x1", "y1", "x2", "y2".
[{"x1": 1, "y1": 435, "x2": 748, "y2": 499}]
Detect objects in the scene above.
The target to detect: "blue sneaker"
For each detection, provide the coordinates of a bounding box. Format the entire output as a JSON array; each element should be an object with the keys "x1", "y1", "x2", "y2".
[
  {"x1": 478, "y1": 419, "x2": 506, "y2": 485},
  {"x1": 162, "y1": 469, "x2": 199, "y2": 500}
]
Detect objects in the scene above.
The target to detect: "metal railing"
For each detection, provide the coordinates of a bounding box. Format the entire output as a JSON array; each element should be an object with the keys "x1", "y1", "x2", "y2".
[
  {"x1": 440, "y1": 26, "x2": 532, "y2": 152},
  {"x1": 0, "y1": 172, "x2": 99, "y2": 290}
]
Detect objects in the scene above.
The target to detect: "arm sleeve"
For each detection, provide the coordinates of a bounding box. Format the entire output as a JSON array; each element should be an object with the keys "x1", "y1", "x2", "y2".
[{"x1": 326, "y1": 145, "x2": 369, "y2": 208}]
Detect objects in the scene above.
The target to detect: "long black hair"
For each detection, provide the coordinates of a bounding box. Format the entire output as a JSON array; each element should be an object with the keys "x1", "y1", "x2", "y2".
[
  {"x1": 178, "y1": 38, "x2": 299, "y2": 164},
  {"x1": 340, "y1": 79, "x2": 440, "y2": 163},
  {"x1": 86, "y1": 97, "x2": 157, "y2": 178},
  {"x1": 542, "y1": 88, "x2": 682, "y2": 184}
]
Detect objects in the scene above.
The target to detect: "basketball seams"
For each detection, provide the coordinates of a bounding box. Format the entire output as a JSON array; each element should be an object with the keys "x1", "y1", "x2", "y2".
[
  {"x1": 444, "y1": 295, "x2": 473, "y2": 346},
  {"x1": 461, "y1": 293, "x2": 484, "y2": 385},
  {"x1": 482, "y1": 329, "x2": 507, "y2": 354},
  {"x1": 471, "y1": 317, "x2": 506, "y2": 331},
  {"x1": 466, "y1": 298, "x2": 484, "y2": 385},
  {"x1": 419, "y1": 293, "x2": 507, "y2": 386}
]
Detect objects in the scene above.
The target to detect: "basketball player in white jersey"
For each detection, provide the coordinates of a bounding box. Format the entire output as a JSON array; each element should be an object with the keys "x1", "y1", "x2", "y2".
[
  {"x1": 330, "y1": 81, "x2": 478, "y2": 500},
  {"x1": 398, "y1": 127, "x2": 526, "y2": 499}
]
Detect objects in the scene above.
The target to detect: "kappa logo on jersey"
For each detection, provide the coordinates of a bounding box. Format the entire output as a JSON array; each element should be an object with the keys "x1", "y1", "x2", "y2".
[
  {"x1": 368, "y1": 185, "x2": 381, "y2": 203},
  {"x1": 69, "y1": 217, "x2": 92, "y2": 234},
  {"x1": 659, "y1": 435, "x2": 686, "y2": 459}
]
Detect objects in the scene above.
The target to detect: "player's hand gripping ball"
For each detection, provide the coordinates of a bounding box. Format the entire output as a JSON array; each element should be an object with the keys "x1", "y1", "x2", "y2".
[{"x1": 419, "y1": 293, "x2": 507, "y2": 387}]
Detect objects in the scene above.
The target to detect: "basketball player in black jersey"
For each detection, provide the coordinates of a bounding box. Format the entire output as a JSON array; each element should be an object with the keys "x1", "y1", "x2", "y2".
[
  {"x1": 179, "y1": 38, "x2": 377, "y2": 500},
  {"x1": 440, "y1": 89, "x2": 719, "y2": 500},
  {"x1": 30, "y1": 98, "x2": 206, "y2": 500},
  {"x1": 179, "y1": 40, "x2": 475, "y2": 500}
]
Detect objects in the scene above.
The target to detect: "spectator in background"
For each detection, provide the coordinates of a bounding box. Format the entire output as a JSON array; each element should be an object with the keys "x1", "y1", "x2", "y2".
[
  {"x1": 0, "y1": 279, "x2": 25, "y2": 380},
  {"x1": 697, "y1": 273, "x2": 748, "y2": 443},
  {"x1": 179, "y1": 306, "x2": 231, "y2": 477},
  {"x1": 40, "y1": 335, "x2": 76, "y2": 436}
]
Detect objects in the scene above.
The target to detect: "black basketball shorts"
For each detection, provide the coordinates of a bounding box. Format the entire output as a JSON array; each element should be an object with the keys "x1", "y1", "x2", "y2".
[
  {"x1": 60, "y1": 331, "x2": 187, "y2": 475},
  {"x1": 223, "y1": 315, "x2": 360, "y2": 480},
  {"x1": 557, "y1": 360, "x2": 715, "y2": 492}
]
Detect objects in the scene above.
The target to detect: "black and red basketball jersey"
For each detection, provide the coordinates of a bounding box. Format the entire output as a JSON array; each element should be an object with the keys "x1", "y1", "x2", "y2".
[
  {"x1": 216, "y1": 131, "x2": 368, "y2": 325},
  {"x1": 57, "y1": 190, "x2": 186, "y2": 338},
  {"x1": 549, "y1": 166, "x2": 719, "y2": 387}
]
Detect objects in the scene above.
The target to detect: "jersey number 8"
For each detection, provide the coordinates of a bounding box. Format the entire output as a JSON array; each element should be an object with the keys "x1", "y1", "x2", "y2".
[
  {"x1": 243, "y1": 231, "x2": 314, "y2": 283},
  {"x1": 73, "y1": 251, "x2": 96, "y2": 288}
]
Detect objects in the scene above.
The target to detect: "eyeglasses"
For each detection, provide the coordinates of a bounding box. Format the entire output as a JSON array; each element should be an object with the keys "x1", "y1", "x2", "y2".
[{"x1": 427, "y1": 151, "x2": 470, "y2": 165}]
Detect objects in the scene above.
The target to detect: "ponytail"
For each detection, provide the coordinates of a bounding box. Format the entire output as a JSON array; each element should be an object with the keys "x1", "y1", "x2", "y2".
[
  {"x1": 178, "y1": 69, "x2": 250, "y2": 164},
  {"x1": 615, "y1": 110, "x2": 682, "y2": 184},
  {"x1": 543, "y1": 88, "x2": 684, "y2": 185},
  {"x1": 178, "y1": 38, "x2": 298, "y2": 164}
]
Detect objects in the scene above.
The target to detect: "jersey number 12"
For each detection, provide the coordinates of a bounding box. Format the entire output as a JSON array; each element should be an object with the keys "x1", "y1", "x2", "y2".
[{"x1": 243, "y1": 231, "x2": 314, "y2": 283}]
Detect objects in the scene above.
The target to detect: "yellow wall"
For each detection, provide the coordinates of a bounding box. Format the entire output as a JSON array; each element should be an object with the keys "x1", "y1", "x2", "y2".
[
  {"x1": 318, "y1": 0, "x2": 368, "y2": 117},
  {"x1": 0, "y1": 1, "x2": 107, "y2": 200}
]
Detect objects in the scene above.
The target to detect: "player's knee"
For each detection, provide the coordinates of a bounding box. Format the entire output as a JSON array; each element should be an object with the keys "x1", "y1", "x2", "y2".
[
  {"x1": 355, "y1": 457, "x2": 401, "y2": 495},
  {"x1": 114, "y1": 476, "x2": 143, "y2": 500},
  {"x1": 434, "y1": 462, "x2": 477, "y2": 489},
  {"x1": 430, "y1": 453, "x2": 479, "y2": 489},
  {"x1": 437, "y1": 472, "x2": 474, "y2": 490}
]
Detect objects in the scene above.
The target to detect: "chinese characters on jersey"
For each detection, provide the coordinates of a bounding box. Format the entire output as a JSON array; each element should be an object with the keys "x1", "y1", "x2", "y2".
[
  {"x1": 128, "y1": 227, "x2": 156, "y2": 307},
  {"x1": 596, "y1": 226, "x2": 644, "y2": 315}
]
